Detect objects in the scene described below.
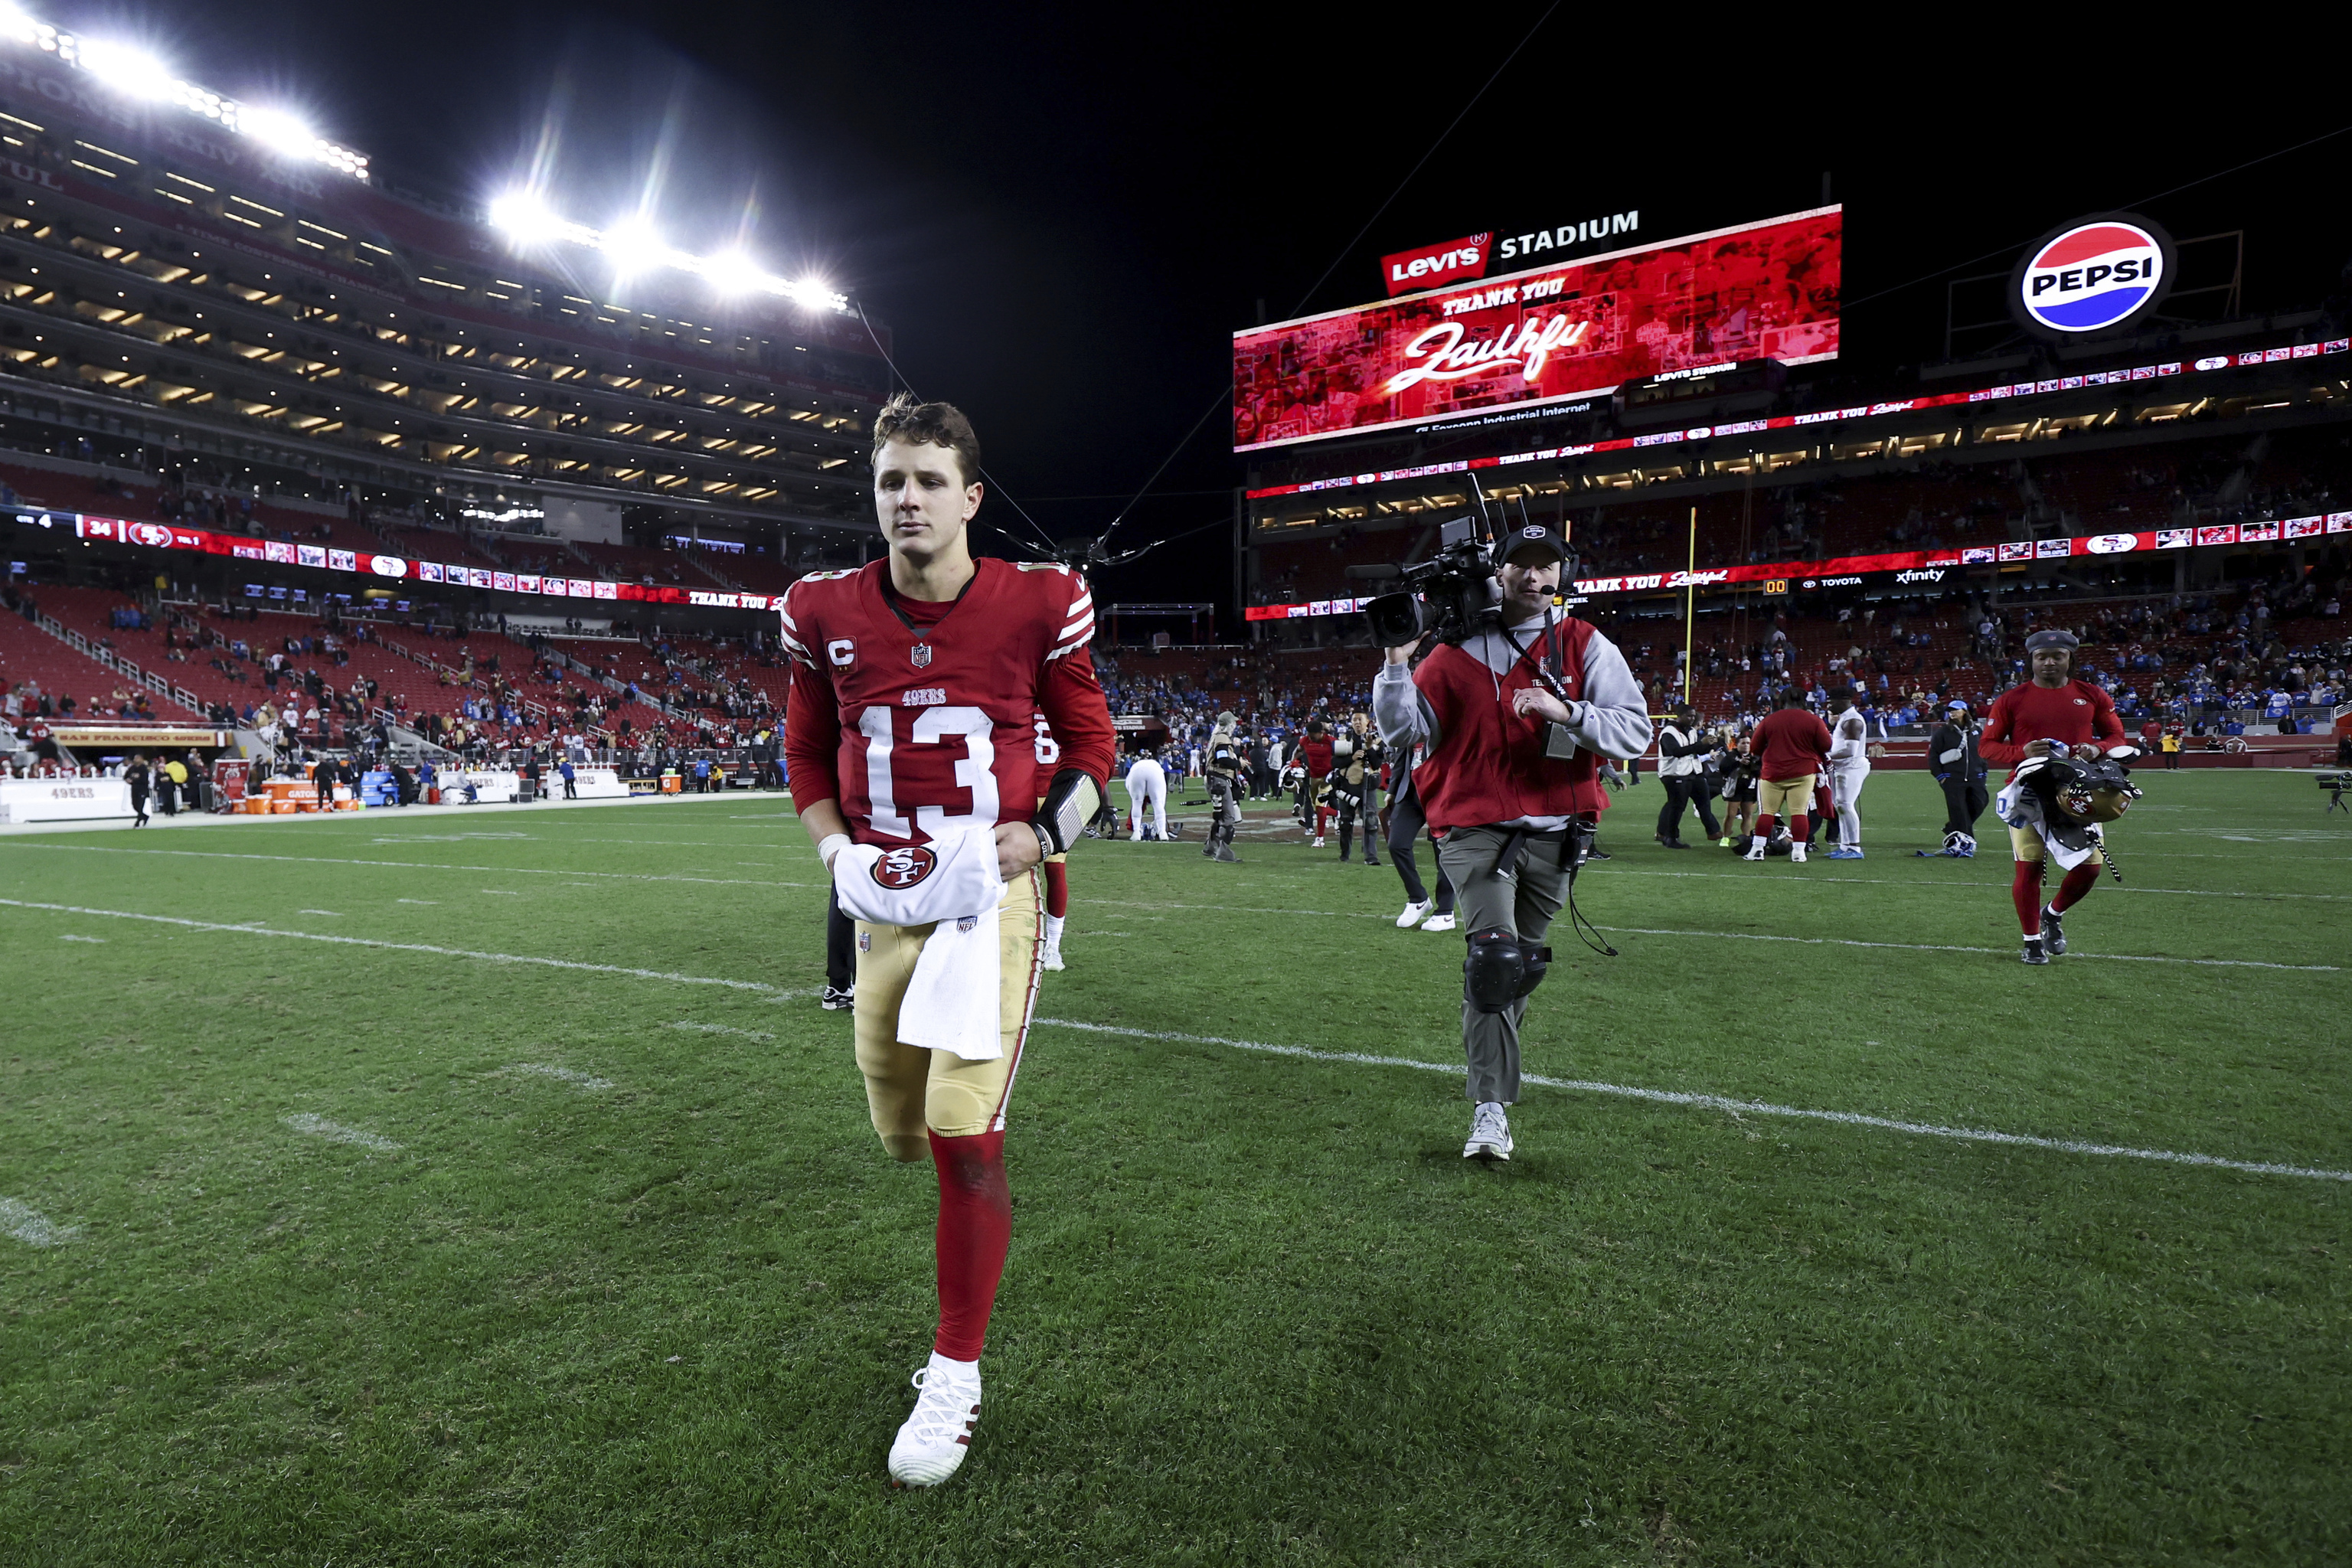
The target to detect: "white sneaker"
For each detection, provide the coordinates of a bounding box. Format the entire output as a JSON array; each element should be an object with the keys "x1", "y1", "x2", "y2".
[
  {"x1": 887, "y1": 1354, "x2": 981, "y2": 1487},
  {"x1": 1395, "y1": 898, "x2": 1432, "y2": 929},
  {"x1": 1040, "y1": 941, "x2": 1065, "y2": 972},
  {"x1": 1789, "y1": 841, "x2": 1808, "y2": 864},
  {"x1": 1421, "y1": 911, "x2": 1457, "y2": 933},
  {"x1": 1742, "y1": 843, "x2": 1766, "y2": 861},
  {"x1": 1464, "y1": 1101, "x2": 1513, "y2": 1161},
  {"x1": 1312, "y1": 835, "x2": 1325, "y2": 847}
]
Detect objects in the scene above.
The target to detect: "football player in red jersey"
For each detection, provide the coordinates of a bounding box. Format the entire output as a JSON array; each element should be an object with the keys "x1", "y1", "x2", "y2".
[
  {"x1": 1031, "y1": 710, "x2": 1072, "y2": 969},
  {"x1": 1979, "y1": 629, "x2": 2135, "y2": 964},
  {"x1": 779, "y1": 394, "x2": 1115, "y2": 1486}
]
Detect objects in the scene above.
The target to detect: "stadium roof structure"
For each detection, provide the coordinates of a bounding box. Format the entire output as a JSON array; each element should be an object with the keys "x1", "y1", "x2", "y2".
[{"x1": 0, "y1": 10, "x2": 889, "y2": 554}]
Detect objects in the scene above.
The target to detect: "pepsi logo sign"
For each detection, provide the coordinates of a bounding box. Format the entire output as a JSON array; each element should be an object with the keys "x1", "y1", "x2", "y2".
[
  {"x1": 2015, "y1": 217, "x2": 2170, "y2": 336},
  {"x1": 871, "y1": 844, "x2": 937, "y2": 889}
]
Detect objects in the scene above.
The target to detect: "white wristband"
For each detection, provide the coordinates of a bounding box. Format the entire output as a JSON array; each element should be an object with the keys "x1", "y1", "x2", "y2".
[{"x1": 817, "y1": 832, "x2": 851, "y2": 871}]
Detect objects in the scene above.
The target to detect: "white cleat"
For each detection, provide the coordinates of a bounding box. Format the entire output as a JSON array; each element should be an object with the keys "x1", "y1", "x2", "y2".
[
  {"x1": 1312, "y1": 835, "x2": 1325, "y2": 848},
  {"x1": 1040, "y1": 941, "x2": 1065, "y2": 972},
  {"x1": 1742, "y1": 844, "x2": 1766, "y2": 861},
  {"x1": 888, "y1": 1356, "x2": 982, "y2": 1488},
  {"x1": 1789, "y1": 841, "x2": 1808, "y2": 864},
  {"x1": 1464, "y1": 1100, "x2": 1513, "y2": 1161},
  {"x1": 1396, "y1": 898, "x2": 1433, "y2": 929},
  {"x1": 1420, "y1": 911, "x2": 1457, "y2": 933}
]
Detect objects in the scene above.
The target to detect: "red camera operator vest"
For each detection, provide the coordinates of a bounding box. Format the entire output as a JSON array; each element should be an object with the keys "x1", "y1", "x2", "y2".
[{"x1": 1412, "y1": 616, "x2": 1609, "y2": 834}]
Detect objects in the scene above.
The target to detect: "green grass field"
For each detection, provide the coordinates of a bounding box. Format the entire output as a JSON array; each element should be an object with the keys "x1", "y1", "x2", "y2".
[{"x1": 2, "y1": 767, "x2": 2347, "y2": 1565}]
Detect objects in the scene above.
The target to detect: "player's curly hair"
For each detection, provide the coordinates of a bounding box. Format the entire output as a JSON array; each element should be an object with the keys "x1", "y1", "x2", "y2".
[{"x1": 871, "y1": 391, "x2": 982, "y2": 486}]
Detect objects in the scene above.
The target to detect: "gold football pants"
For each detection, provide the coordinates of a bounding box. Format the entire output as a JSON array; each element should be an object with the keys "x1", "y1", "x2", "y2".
[{"x1": 852, "y1": 867, "x2": 1044, "y2": 1160}]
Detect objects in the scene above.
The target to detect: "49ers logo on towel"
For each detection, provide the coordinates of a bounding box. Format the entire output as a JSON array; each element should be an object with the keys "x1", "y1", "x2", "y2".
[{"x1": 871, "y1": 844, "x2": 939, "y2": 889}]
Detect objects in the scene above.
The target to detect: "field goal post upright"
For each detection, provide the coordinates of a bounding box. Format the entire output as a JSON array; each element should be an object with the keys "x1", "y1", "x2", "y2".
[{"x1": 1684, "y1": 505, "x2": 1697, "y2": 704}]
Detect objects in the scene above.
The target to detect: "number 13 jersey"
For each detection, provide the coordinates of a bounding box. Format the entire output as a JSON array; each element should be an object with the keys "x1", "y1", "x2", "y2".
[{"x1": 779, "y1": 558, "x2": 1118, "y2": 848}]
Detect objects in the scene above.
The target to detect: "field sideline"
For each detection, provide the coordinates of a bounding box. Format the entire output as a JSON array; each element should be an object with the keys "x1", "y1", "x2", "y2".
[{"x1": 1, "y1": 769, "x2": 2346, "y2": 1564}]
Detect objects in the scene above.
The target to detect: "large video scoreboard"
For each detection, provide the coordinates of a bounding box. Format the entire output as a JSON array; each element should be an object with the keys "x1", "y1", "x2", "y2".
[{"x1": 1233, "y1": 207, "x2": 1843, "y2": 453}]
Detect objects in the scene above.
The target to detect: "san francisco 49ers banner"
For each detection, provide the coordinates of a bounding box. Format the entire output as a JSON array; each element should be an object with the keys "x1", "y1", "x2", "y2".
[{"x1": 1235, "y1": 207, "x2": 1843, "y2": 453}]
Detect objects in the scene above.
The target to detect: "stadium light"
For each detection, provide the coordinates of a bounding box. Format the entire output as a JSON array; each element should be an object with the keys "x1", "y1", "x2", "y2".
[
  {"x1": 488, "y1": 191, "x2": 596, "y2": 249},
  {"x1": 71, "y1": 36, "x2": 175, "y2": 100},
  {"x1": 598, "y1": 217, "x2": 671, "y2": 280},
  {"x1": 485, "y1": 194, "x2": 850, "y2": 312},
  {"x1": 704, "y1": 250, "x2": 763, "y2": 298},
  {"x1": 238, "y1": 106, "x2": 320, "y2": 161},
  {"x1": 0, "y1": 6, "x2": 371, "y2": 179}
]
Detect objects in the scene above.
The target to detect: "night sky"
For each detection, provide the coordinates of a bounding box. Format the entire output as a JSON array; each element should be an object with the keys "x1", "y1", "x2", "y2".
[{"x1": 113, "y1": 3, "x2": 2352, "y2": 626}]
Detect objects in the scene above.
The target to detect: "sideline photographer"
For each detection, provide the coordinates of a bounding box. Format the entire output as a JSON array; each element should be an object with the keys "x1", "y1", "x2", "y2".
[{"x1": 1370, "y1": 518, "x2": 1652, "y2": 1161}]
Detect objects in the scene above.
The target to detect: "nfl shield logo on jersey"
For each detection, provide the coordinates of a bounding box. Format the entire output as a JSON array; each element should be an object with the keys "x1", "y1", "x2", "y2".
[{"x1": 911, "y1": 642, "x2": 933, "y2": 669}]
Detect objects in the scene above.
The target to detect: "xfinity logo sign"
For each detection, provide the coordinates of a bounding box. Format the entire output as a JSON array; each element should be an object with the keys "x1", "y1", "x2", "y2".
[{"x1": 1895, "y1": 568, "x2": 1946, "y2": 584}]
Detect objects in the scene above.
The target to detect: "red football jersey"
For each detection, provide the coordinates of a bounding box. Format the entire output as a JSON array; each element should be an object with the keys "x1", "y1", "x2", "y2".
[
  {"x1": 1749, "y1": 707, "x2": 1834, "y2": 781},
  {"x1": 780, "y1": 558, "x2": 1116, "y2": 848},
  {"x1": 1978, "y1": 679, "x2": 2125, "y2": 775}
]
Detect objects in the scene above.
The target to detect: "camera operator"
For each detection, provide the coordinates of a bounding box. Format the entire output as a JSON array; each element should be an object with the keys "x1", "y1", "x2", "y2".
[{"x1": 1372, "y1": 521, "x2": 1652, "y2": 1161}]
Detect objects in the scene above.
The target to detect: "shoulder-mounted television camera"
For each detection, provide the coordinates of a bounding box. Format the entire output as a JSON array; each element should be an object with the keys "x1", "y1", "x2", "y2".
[{"x1": 1363, "y1": 488, "x2": 1577, "y2": 649}]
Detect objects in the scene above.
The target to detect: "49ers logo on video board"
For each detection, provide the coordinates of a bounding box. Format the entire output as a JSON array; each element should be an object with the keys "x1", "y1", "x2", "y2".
[{"x1": 871, "y1": 844, "x2": 939, "y2": 889}]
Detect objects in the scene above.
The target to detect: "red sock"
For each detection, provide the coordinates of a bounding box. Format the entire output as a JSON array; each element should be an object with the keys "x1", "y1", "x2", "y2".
[
  {"x1": 1315, "y1": 805, "x2": 1331, "y2": 835},
  {"x1": 2011, "y1": 861, "x2": 2045, "y2": 935},
  {"x1": 1754, "y1": 814, "x2": 1778, "y2": 838},
  {"x1": 2050, "y1": 862, "x2": 2099, "y2": 913},
  {"x1": 929, "y1": 1129, "x2": 1010, "y2": 1362},
  {"x1": 1041, "y1": 859, "x2": 1069, "y2": 919},
  {"x1": 1788, "y1": 814, "x2": 1810, "y2": 842}
]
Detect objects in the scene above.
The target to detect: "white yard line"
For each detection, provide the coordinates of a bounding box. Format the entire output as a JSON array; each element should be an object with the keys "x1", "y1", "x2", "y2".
[
  {"x1": 1585, "y1": 867, "x2": 2352, "y2": 902},
  {"x1": 0, "y1": 894, "x2": 2328, "y2": 1183},
  {"x1": 0, "y1": 898, "x2": 815, "y2": 998},
  {"x1": 1033, "y1": 1020, "x2": 2352, "y2": 1184},
  {"x1": 0, "y1": 841, "x2": 808, "y2": 890},
  {"x1": 297, "y1": 909, "x2": 342, "y2": 916},
  {"x1": 1085, "y1": 897, "x2": 2336, "y2": 970},
  {"x1": 282, "y1": 1114, "x2": 402, "y2": 1152},
  {"x1": 668, "y1": 1021, "x2": 776, "y2": 1042},
  {"x1": 498, "y1": 1064, "x2": 615, "y2": 1090},
  {"x1": 57, "y1": 933, "x2": 105, "y2": 943},
  {"x1": 0, "y1": 1197, "x2": 80, "y2": 1246},
  {"x1": 1591, "y1": 925, "x2": 2339, "y2": 972}
]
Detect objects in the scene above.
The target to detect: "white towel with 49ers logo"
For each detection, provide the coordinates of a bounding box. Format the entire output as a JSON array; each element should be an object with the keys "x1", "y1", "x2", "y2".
[{"x1": 833, "y1": 828, "x2": 1007, "y2": 1060}]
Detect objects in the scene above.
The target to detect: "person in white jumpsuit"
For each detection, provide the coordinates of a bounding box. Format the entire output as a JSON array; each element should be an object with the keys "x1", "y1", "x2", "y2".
[
  {"x1": 1123, "y1": 746, "x2": 1168, "y2": 841},
  {"x1": 1826, "y1": 689, "x2": 1870, "y2": 859}
]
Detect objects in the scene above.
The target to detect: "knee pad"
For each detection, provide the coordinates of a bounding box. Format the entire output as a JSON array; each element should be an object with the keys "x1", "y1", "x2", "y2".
[
  {"x1": 1516, "y1": 946, "x2": 1550, "y2": 1001},
  {"x1": 1463, "y1": 926, "x2": 1527, "y2": 1014}
]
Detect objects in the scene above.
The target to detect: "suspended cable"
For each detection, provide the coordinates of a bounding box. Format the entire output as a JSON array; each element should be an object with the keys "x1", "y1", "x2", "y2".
[
  {"x1": 851, "y1": 302, "x2": 1064, "y2": 559},
  {"x1": 1089, "y1": 0, "x2": 1563, "y2": 556},
  {"x1": 1844, "y1": 121, "x2": 2352, "y2": 312}
]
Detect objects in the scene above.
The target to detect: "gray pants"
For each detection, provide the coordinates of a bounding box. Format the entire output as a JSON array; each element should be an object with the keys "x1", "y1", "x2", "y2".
[{"x1": 1436, "y1": 824, "x2": 1574, "y2": 1106}]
